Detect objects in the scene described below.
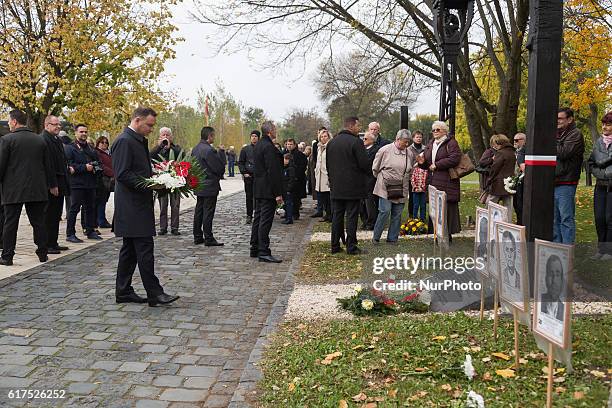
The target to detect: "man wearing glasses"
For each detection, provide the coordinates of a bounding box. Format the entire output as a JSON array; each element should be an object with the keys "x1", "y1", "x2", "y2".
[
  {"x1": 513, "y1": 133, "x2": 526, "y2": 225},
  {"x1": 41, "y1": 116, "x2": 72, "y2": 254}
]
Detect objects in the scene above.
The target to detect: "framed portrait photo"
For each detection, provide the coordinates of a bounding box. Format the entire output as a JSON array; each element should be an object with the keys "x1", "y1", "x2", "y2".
[
  {"x1": 487, "y1": 202, "x2": 508, "y2": 280},
  {"x1": 428, "y1": 185, "x2": 438, "y2": 231},
  {"x1": 474, "y1": 207, "x2": 489, "y2": 277},
  {"x1": 495, "y1": 221, "x2": 529, "y2": 312},
  {"x1": 533, "y1": 239, "x2": 573, "y2": 349},
  {"x1": 435, "y1": 190, "x2": 447, "y2": 241}
]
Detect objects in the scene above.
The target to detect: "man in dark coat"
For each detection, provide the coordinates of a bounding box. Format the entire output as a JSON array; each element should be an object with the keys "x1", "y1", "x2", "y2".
[
  {"x1": 286, "y1": 138, "x2": 307, "y2": 219},
  {"x1": 41, "y1": 115, "x2": 71, "y2": 254},
  {"x1": 250, "y1": 121, "x2": 283, "y2": 263},
  {"x1": 237, "y1": 130, "x2": 259, "y2": 224},
  {"x1": 513, "y1": 133, "x2": 526, "y2": 225},
  {"x1": 0, "y1": 109, "x2": 54, "y2": 265},
  {"x1": 326, "y1": 116, "x2": 371, "y2": 255},
  {"x1": 64, "y1": 124, "x2": 101, "y2": 242},
  {"x1": 360, "y1": 131, "x2": 378, "y2": 230},
  {"x1": 111, "y1": 107, "x2": 179, "y2": 306},
  {"x1": 192, "y1": 126, "x2": 225, "y2": 246}
]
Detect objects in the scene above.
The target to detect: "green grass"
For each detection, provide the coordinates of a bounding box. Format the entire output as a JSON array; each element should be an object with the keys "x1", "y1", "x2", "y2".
[{"x1": 257, "y1": 313, "x2": 611, "y2": 407}]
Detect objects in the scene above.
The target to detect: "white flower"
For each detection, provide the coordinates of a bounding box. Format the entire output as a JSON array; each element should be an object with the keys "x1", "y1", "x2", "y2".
[
  {"x1": 466, "y1": 391, "x2": 485, "y2": 408},
  {"x1": 354, "y1": 284, "x2": 363, "y2": 294},
  {"x1": 361, "y1": 299, "x2": 374, "y2": 310},
  {"x1": 154, "y1": 173, "x2": 186, "y2": 191},
  {"x1": 418, "y1": 290, "x2": 431, "y2": 306},
  {"x1": 462, "y1": 354, "x2": 475, "y2": 380}
]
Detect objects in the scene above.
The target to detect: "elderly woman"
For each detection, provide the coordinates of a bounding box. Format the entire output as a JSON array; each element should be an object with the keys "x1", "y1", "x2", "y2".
[
  {"x1": 416, "y1": 121, "x2": 462, "y2": 241},
  {"x1": 485, "y1": 134, "x2": 516, "y2": 211},
  {"x1": 314, "y1": 129, "x2": 332, "y2": 222},
  {"x1": 588, "y1": 111, "x2": 612, "y2": 260},
  {"x1": 372, "y1": 129, "x2": 416, "y2": 243}
]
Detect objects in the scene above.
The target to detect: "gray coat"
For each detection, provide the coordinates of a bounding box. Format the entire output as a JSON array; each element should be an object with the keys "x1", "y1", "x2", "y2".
[
  {"x1": 0, "y1": 127, "x2": 52, "y2": 205},
  {"x1": 588, "y1": 137, "x2": 612, "y2": 185},
  {"x1": 111, "y1": 127, "x2": 155, "y2": 237},
  {"x1": 192, "y1": 140, "x2": 225, "y2": 197}
]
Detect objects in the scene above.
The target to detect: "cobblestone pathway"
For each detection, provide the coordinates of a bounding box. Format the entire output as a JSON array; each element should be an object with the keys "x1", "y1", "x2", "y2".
[{"x1": 0, "y1": 192, "x2": 313, "y2": 407}]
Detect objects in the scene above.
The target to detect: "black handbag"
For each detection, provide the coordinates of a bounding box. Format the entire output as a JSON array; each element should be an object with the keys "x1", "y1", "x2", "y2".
[{"x1": 384, "y1": 151, "x2": 408, "y2": 200}]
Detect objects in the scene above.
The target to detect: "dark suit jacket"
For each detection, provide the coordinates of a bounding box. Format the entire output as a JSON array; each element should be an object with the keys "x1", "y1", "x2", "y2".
[
  {"x1": 111, "y1": 127, "x2": 155, "y2": 238},
  {"x1": 289, "y1": 149, "x2": 307, "y2": 198},
  {"x1": 192, "y1": 140, "x2": 225, "y2": 197},
  {"x1": 253, "y1": 135, "x2": 283, "y2": 199},
  {"x1": 42, "y1": 130, "x2": 70, "y2": 196},
  {"x1": 326, "y1": 130, "x2": 370, "y2": 200},
  {"x1": 0, "y1": 127, "x2": 52, "y2": 204},
  {"x1": 64, "y1": 141, "x2": 98, "y2": 190}
]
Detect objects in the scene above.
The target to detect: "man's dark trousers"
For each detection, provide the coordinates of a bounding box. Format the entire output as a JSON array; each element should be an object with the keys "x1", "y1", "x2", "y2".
[
  {"x1": 244, "y1": 177, "x2": 254, "y2": 218},
  {"x1": 331, "y1": 199, "x2": 360, "y2": 253},
  {"x1": 0, "y1": 205, "x2": 4, "y2": 248},
  {"x1": 1, "y1": 201, "x2": 48, "y2": 260},
  {"x1": 66, "y1": 188, "x2": 95, "y2": 236},
  {"x1": 513, "y1": 182, "x2": 524, "y2": 225},
  {"x1": 45, "y1": 193, "x2": 64, "y2": 248},
  {"x1": 159, "y1": 194, "x2": 180, "y2": 232},
  {"x1": 250, "y1": 198, "x2": 276, "y2": 256},
  {"x1": 116, "y1": 237, "x2": 164, "y2": 298},
  {"x1": 193, "y1": 196, "x2": 218, "y2": 243}
]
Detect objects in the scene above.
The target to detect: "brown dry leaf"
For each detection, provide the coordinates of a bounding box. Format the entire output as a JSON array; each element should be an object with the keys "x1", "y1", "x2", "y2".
[
  {"x1": 414, "y1": 367, "x2": 427, "y2": 372},
  {"x1": 483, "y1": 372, "x2": 492, "y2": 381},
  {"x1": 450, "y1": 334, "x2": 459, "y2": 339},
  {"x1": 362, "y1": 403, "x2": 377, "y2": 408},
  {"x1": 321, "y1": 351, "x2": 343, "y2": 365},
  {"x1": 374, "y1": 396, "x2": 385, "y2": 402},
  {"x1": 495, "y1": 368, "x2": 515, "y2": 378},
  {"x1": 297, "y1": 323, "x2": 307, "y2": 330},
  {"x1": 492, "y1": 352, "x2": 511, "y2": 361},
  {"x1": 402, "y1": 352, "x2": 410, "y2": 359},
  {"x1": 352, "y1": 344, "x2": 365, "y2": 351},
  {"x1": 288, "y1": 382, "x2": 296, "y2": 392},
  {"x1": 352, "y1": 332, "x2": 357, "y2": 340},
  {"x1": 519, "y1": 358, "x2": 528, "y2": 364},
  {"x1": 339, "y1": 400, "x2": 349, "y2": 408},
  {"x1": 452, "y1": 389, "x2": 463, "y2": 398},
  {"x1": 471, "y1": 346, "x2": 482, "y2": 352},
  {"x1": 553, "y1": 377, "x2": 566, "y2": 383},
  {"x1": 481, "y1": 357, "x2": 491, "y2": 363},
  {"x1": 555, "y1": 387, "x2": 566, "y2": 394},
  {"x1": 441, "y1": 384, "x2": 452, "y2": 392},
  {"x1": 590, "y1": 370, "x2": 606, "y2": 378},
  {"x1": 388, "y1": 389, "x2": 398, "y2": 398},
  {"x1": 352, "y1": 392, "x2": 368, "y2": 402},
  {"x1": 408, "y1": 391, "x2": 428, "y2": 401},
  {"x1": 573, "y1": 391, "x2": 584, "y2": 400},
  {"x1": 432, "y1": 335, "x2": 447, "y2": 341}
]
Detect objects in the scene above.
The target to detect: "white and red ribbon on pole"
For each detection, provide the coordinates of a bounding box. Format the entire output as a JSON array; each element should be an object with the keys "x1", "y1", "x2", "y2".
[{"x1": 525, "y1": 155, "x2": 556, "y2": 166}]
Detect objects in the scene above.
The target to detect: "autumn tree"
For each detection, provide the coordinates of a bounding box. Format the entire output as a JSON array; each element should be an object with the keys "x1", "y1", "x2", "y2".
[
  {"x1": 0, "y1": 0, "x2": 179, "y2": 132},
  {"x1": 278, "y1": 109, "x2": 328, "y2": 143}
]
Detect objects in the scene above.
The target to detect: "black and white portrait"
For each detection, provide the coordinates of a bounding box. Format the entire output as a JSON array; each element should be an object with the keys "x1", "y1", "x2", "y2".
[
  {"x1": 428, "y1": 185, "x2": 438, "y2": 227},
  {"x1": 533, "y1": 239, "x2": 573, "y2": 348},
  {"x1": 474, "y1": 207, "x2": 489, "y2": 276},
  {"x1": 496, "y1": 222, "x2": 528, "y2": 311},
  {"x1": 487, "y1": 202, "x2": 508, "y2": 280},
  {"x1": 435, "y1": 190, "x2": 446, "y2": 240}
]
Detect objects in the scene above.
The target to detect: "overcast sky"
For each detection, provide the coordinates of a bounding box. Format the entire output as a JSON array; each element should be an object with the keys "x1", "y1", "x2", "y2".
[{"x1": 162, "y1": 3, "x2": 439, "y2": 123}]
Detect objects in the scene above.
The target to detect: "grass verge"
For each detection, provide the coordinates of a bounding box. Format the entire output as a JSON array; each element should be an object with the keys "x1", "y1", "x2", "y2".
[{"x1": 257, "y1": 313, "x2": 611, "y2": 407}]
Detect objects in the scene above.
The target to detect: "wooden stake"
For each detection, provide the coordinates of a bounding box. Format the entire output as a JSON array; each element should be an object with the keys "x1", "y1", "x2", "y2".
[
  {"x1": 546, "y1": 342, "x2": 554, "y2": 408},
  {"x1": 479, "y1": 284, "x2": 485, "y2": 321},
  {"x1": 513, "y1": 308, "x2": 519, "y2": 371},
  {"x1": 493, "y1": 286, "x2": 499, "y2": 340}
]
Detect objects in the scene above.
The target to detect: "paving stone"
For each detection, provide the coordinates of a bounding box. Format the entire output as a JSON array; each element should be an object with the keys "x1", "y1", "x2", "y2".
[
  {"x1": 135, "y1": 335, "x2": 163, "y2": 344},
  {"x1": 157, "y1": 329, "x2": 181, "y2": 337},
  {"x1": 204, "y1": 394, "x2": 232, "y2": 407},
  {"x1": 83, "y1": 332, "x2": 111, "y2": 341},
  {"x1": 118, "y1": 362, "x2": 150, "y2": 373},
  {"x1": 130, "y1": 385, "x2": 161, "y2": 398},
  {"x1": 139, "y1": 344, "x2": 169, "y2": 353},
  {"x1": 0, "y1": 354, "x2": 36, "y2": 365},
  {"x1": 63, "y1": 369, "x2": 94, "y2": 382},
  {"x1": 183, "y1": 376, "x2": 215, "y2": 389},
  {"x1": 135, "y1": 400, "x2": 170, "y2": 408},
  {"x1": 90, "y1": 361, "x2": 123, "y2": 371},
  {"x1": 30, "y1": 337, "x2": 62, "y2": 347},
  {"x1": 0, "y1": 376, "x2": 35, "y2": 388},
  {"x1": 67, "y1": 382, "x2": 99, "y2": 394},
  {"x1": 159, "y1": 388, "x2": 209, "y2": 402},
  {"x1": 31, "y1": 346, "x2": 61, "y2": 356},
  {"x1": 178, "y1": 366, "x2": 220, "y2": 377},
  {"x1": 194, "y1": 347, "x2": 230, "y2": 356},
  {"x1": 153, "y1": 375, "x2": 184, "y2": 387}
]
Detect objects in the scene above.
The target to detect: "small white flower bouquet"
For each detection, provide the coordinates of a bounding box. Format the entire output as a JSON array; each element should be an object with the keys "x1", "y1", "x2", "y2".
[{"x1": 503, "y1": 172, "x2": 524, "y2": 194}]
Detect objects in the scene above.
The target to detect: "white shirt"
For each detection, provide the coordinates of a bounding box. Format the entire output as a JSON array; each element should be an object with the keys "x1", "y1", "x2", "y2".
[{"x1": 432, "y1": 136, "x2": 448, "y2": 164}]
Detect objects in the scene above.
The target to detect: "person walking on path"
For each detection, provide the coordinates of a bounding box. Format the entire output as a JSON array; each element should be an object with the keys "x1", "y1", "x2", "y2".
[
  {"x1": 372, "y1": 129, "x2": 417, "y2": 243},
  {"x1": 485, "y1": 134, "x2": 516, "y2": 214},
  {"x1": 227, "y1": 146, "x2": 236, "y2": 177},
  {"x1": 250, "y1": 121, "x2": 284, "y2": 263},
  {"x1": 0, "y1": 109, "x2": 54, "y2": 266},
  {"x1": 314, "y1": 129, "x2": 332, "y2": 222},
  {"x1": 554, "y1": 107, "x2": 585, "y2": 244},
  {"x1": 416, "y1": 121, "x2": 462, "y2": 242},
  {"x1": 192, "y1": 126, "x2": 225, "y2": 246},
  {"x1": 41, "y1": 115, "x2": 71, "y2": 254},
  {"x1": 238, "y1": 131, "x2": 259, "y2": 224},
  {"x1": 150, "y1": 127, "x2": 183, "y2": 235},
  {"x1": 326, "y1": 116, "x2": 371, "y2": 255},
  {"x1": 588, "y1": 111, "x2": 612, "y2": 260},
  {"x1": 112, "y1": 107, "x2": 179, "y2": 307}
]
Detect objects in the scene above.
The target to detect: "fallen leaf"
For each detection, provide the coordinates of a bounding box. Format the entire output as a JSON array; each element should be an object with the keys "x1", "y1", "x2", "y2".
[
  {"x1": 432, "y1": 335, "x2": 447, "y2": 341},
  {"x1": 471, "y1": 346, "x2": 482, "y2": 352},
  {"x1": 321, "y1": 351, "x2": 343, "y2": 365},
  {"x1": 414, "y1": 367, "x2": 427, "y2": 372},
  {"x1": 441, "y1": 384, "x2": 452, "y2": 392},
  {"x1": 352, "y1": 392, "x2": 367, "y2": 402},
  {"x1": 374, "y1": 396, "x2": 385, "y2": 402},
  {"x1": 288, "y1": 382, "x2": 296, "y2": 392},
  {"x1": 452, "y1": 389, "x2": 463, "y2": 398},
  {"x1": 408, "y1": 391, "x2": 428, "y2": 401},
  {"x1": 573, "y1": 391, "x2": 584, "y2": 400},
  {"x1": 363, "y1": 403, "x2": 377, "y2": 408},
  {"x1": 519, "y1": 358, "x2": 528, "y2": 364},
  {"x1": 590, "y1": 370, "x2": 606, "y2": 378},
  {"x1": 492, "y1": 352, "x2": 511, "y2": 361},
  {"x1": 496, "y1": 368, "x2": 515, "y2": 378},
  {"x1": 388, "y1": 389, "x2": 398, "y2": 398},
  {"x1": 352, "y1": 344, "x2": 365, "y2": 351},
  {"x1": 553, "y1": 376, "x2": 566, "y2": 383},
  {"x1": 483, "y1": 372, "x2": 492, "y2": 381},
  {"x1": 481, "y1": 357, "x2": 491, "y2": 363},
  {"x1": 450, "y1": 334, "x2": 459, "y2": 339},
  {"x1": 339, "y1": 400, "x2": 349, "y2": 408},
  {"x1": 555, "y1": 387, "x2": 566, "y2": 394},
  {"x1": 352, "y1": 332, "x2": 357, "y2": 340}
]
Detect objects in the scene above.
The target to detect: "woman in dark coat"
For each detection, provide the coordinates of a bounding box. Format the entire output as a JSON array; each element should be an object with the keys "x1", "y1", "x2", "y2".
[
  {"x1": 95, "y1": 136, "x2": 114, "y2": 228},
  {"x1": 416, "y1": 120, "x2": 462, "y2": 239},
  {"x1": 485, "y1": 134, "x2": 516, "y2": 210},
  {"x1": 477, "y1": 146, "x2": 495, "y2": 193}
]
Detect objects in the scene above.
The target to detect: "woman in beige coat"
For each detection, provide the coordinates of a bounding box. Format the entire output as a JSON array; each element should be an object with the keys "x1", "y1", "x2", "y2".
[
  {"x1": 314, "y1": 129, "x2": 332, "y2": 221},
  {"x1": 372, "y1": 129, "x2": 416, "y2": 243}
]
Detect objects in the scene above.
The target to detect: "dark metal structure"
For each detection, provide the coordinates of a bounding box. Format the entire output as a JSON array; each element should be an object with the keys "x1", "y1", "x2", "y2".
[{"x1": 432, "y1": 0, "x2": 475, "y2": 135}]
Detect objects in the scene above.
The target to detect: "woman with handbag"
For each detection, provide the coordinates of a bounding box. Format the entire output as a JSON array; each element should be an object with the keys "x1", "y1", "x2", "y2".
[
  {"x1": 372, "y1": 129, "x2": 416, "y2": 243},
  {"x1": 484, "y1": 134, "x2": 516, "y2": 213},
  {"x1": 416, "y1": 121, "x2": 462, "y2": 241},
  {"x1": 95, "y1": 136, "x2": 114, "y2": 229}
]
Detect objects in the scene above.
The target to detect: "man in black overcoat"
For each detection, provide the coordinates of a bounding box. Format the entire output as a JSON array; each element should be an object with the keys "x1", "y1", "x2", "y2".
[
  {"x1": 0, "y1": 110, "x2": 54, "y2": 265},
  {"x1": 41, "y1": 115, "x2": 71, "y2": 253},
  {"x1": 250, "y1": 121, "x2": 283, "y2": 263},
  {"x1": 111, "y1": 107, "x2": 179, "y2": 306},
  {"x1": 237, "y1": 130, "x2": 259, "y2": 224},
  {"x1": 286, "y1": 138, "x2": 307, "y2": 219},
  {"x1": 326, "y1": 116, "x2": 371, "y2": 255},
  {"x1": 192, "y1": 126, "x2": 225, "y2": 246}
]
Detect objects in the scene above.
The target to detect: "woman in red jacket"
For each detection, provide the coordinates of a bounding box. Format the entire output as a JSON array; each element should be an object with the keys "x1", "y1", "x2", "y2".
[{"x1": 95, "y1": 136, "x2": 114, "y2": 229}]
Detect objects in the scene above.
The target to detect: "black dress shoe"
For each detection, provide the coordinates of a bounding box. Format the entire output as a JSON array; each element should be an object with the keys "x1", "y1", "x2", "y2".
[
  {"x1": 347, "y1": 247, "x2": 366, "y2": 255},
  {"x1": 331, "y1": 247, "x2": 344, "y2": 254},
  {"x1": 205, "y1": 241, "x2": 224, "y2": 247},
  {"x1": 159, "y1": 229, "x2": 168, "y2": 235},
  {"x1": 171, "y1": 230, "x2": 181, "y2": 236},
  {"x1": 148, "y1": 293, "x2": 180, "y2": 307},
  {"x1": 281, "y1": 219, "x2": 293, "y2": 224},
  {"x1": 99, "y1": 222, "x2": 112, "y2": 229},
  {"x1": 258, "y1": 255, "x2": 282, "y2": 263},
  {"x1": 0, "y1": 258, "x2": 13, "y2": 266},
  {"x1": 310, "y1": 212, "x2": 323, "y2": 218},
  {"x1": 87, "y1": 233, "x2": 103, "y2": 240},
  {"x1": 194, "y1": 238, "x2": 205, "y2": 245},
  {"x1": 116, "y1": 293, "x2": 148, "y2": 304},
  {"x1": 37, "y1": 254, "x2": 48, "y2": 262},
  {"x1": 66, "y1": 235, "x2": 84, "y2": 243},
  {"x1": 47, "y1": 248, "x2": 61, "y2": 254},
  {"x1": 50, "y1": 245, "x2": 69, "y2": 251}
]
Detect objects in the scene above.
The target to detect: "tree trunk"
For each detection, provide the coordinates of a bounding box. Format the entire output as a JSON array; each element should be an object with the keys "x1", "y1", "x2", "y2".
[{"x1": 464, "y1": 102, "x2": 486, "y2": 160}]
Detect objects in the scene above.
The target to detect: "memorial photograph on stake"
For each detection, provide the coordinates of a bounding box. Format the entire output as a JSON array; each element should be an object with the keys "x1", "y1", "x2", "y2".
[
  {"x1": 495, "y1": 221, "x2": 529, "y2": 312},
  {"x1": 487, "y1": 201, "x2": 508, "y2": 279},
  {"x1": 533, "y1": 239, "x2": 573, "y2": 349},
  {"x1": 428, "y1": 185, "x2": 438, "y2": 235},
  {"x1": 474, "y1": 207, "x2": 489, "y2": 276},
  {"x1": 435, "y1": 189, "x2": 447, "y2": 242}
]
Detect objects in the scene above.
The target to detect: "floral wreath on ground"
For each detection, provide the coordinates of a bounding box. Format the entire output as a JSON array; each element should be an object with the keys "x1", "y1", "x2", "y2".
[
  {"x1": 139, "y1": 150, "x2": 205, "y2": 197},
  {"x1": 400, "y1": 218, "x2": 428, "y2": 236},
  {"x1": 338, "y1": 284, "x2": 430, "y2": 316}
]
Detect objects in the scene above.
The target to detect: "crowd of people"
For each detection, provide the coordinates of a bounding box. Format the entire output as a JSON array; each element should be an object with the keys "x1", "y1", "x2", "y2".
[{"x1": 0, "y1": 106, "x2": 610, "y2": 302}]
